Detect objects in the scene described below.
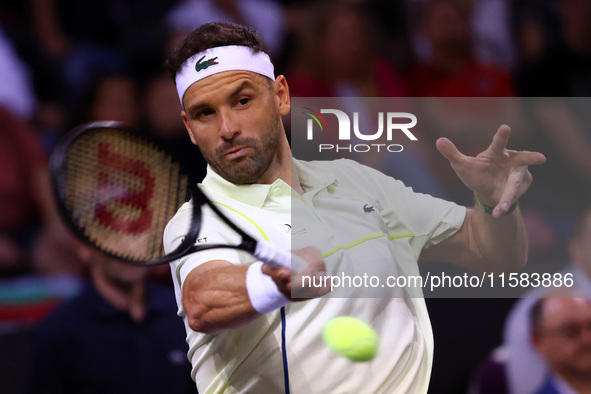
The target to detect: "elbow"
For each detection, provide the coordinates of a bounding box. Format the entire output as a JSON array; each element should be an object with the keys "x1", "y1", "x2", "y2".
[
  {"x1": 188, "y1": 318, "x2": 215, "y2": 335},
  {"x1": 185, "y1": 302, "x2": 221, "y2": 334},
  {"x1": 186, "y1": 308, "x2": 207, "y2": 333},
  {"x1": 182, "y1": 275, "x2": 225, "y2": 334},
  {"x1": 184, "y1": 298, "x2": 258, "y2": 335}
]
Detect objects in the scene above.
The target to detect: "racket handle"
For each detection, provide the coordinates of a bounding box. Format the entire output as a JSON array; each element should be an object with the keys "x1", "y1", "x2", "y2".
[{"x1": 254, "y1": 241, "x2": 307, "y2": 274}]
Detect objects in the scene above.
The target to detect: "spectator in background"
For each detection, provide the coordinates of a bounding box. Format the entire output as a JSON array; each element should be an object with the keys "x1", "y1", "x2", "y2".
[
  {"x1": 406, "y1": 0, "x2": 515, "y2": 72},
  {"x1": 28, "y1": 0, "x2": 178, "y2": 101},
  {"x1": 6, "y1": 0, "x2": 175, "y2": 151},
  {"x1": 67, "y1": 72, "x2": 140, "y2": 129},
  {"x1": 408, "y1": 0, "x2": 515, "y2": 97},
  {"x1": 469, "y1": 0, "x2": 515, "y2": 71},
  {"x1": 143, "y1": 73, "x2": 207, "y2": 182},
  {"x1": 285, "y1": 1, "x2": 446, "y2": 197},
  {"x1": 511, "y1": 0, "x2": 561, "y2": 80},
  {"x1": 32, "y1": 73, "x2": 140, "y2": 275},
  {"x1": 27, "y1": 242, "x2": 196, "y2": 393},
  {"x1": 165, "y1": 0, "x2": 285, "y2": 57},
  {"x1": 0, "y1": 26, "x2": 36, "y2": 120},
  {"x1": 500, "y1": 204, "x2": 591, "y2": 394},
  {"x1": 508, "y1": 2, "x2": 591, "y2": 247},
  {"x1": 0, "y1": 2, "x2": 63, "y2": 132},
  {"x1": 141, "y1": 73, "x2": 208, "y2": 285},
  {"x1": 517, "y1": 97, "x2": 591, "y2": 257},
  {"x1": 404, "y1": 0, "x2": 530, "y2": 206},
  {"x1": 0, "y1": 107, "x2": 78, "y2": 276},
  {"x1": 286, "y1": 1, "x2": 408, "y2": 98},
  {"x1": 514, "y1": 0, "x2": 591, "y2": 97},
  {"x1": 530, "y1": 296, "x2": 591, "y2": 394}
]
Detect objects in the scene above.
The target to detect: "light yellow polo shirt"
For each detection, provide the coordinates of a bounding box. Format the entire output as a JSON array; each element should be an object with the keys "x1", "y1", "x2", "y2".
[{"x1": 163, "y1": 158, "x2": 466, "y2": 394}]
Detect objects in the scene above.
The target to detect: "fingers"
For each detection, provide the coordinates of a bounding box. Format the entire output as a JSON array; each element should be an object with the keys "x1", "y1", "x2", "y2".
[
  {"x1": 493, "y1": 166, "x2": 532, "y2": 218},
  {"x1": 489, "y1": 124, "x2": 512, "y2": 153},
  {"x1": 263, "y1": 246, "x2": 330, "y2": 300},
  {"x1": 261, "y1": 265, "x2": 291, "y2": 285},
  {"x1": 290, "y1": 246, "x2": 330, "y2": 299},
  {"x1": 490, "y1": 150, "x2": 544, "y2": 217},
  {"x1": 436, "y1": 137, "x2": 467, "y2": 166},
  {"x1": 508, "y1": 150, "x2": 547, "y2": 167},
  {"x1": 291, "y1": 246, "x2": 325, "y2": 273}
]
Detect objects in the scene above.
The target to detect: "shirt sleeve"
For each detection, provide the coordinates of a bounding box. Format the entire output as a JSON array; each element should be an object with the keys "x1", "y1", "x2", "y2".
[
  {"x1": 333, "y1": 159, "x2": 466, "y2": 255},
  {"x1": 163, "y1": 200, "x2": 247, "y2": 289},
  {"x1": 385, "y1": 180, "x2": 466, "y2": 249}
]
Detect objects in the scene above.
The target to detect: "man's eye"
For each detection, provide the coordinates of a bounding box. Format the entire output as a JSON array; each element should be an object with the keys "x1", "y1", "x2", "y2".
[
  {"x1": 237, "y1": 98, "x2": 250, "y2": 106},
  {"x1": 197, "y1": 109, "x2": 214, "y2": 119}
]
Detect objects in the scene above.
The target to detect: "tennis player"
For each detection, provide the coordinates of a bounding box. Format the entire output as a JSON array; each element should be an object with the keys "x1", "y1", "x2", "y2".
[{"x1": 163, "y1": 22, "x2": 546, "y2": 393}]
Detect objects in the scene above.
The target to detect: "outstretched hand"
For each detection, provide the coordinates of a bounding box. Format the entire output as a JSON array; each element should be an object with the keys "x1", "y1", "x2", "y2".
[
  {"x1": 262, "y1": 246, "x2": 330, "y2": 300},
  {"x1": 436, "y1": 124, "x2": 546, "y2": 218}
]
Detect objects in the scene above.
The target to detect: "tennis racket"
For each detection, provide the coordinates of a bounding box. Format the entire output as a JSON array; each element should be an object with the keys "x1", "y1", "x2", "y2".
[{"x1": 49, "y1": 121, "x2": 305, "y2": 272}]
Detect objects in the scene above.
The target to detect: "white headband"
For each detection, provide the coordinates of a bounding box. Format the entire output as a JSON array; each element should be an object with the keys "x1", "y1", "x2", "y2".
[{"x1": 175, "y1": 45, "x2": 275, "y2": 106}]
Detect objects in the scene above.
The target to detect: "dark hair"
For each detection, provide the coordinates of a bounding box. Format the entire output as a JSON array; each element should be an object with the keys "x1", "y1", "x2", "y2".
[{"x1": 165, "y1": 22, "x2": 270, "y2": 81}]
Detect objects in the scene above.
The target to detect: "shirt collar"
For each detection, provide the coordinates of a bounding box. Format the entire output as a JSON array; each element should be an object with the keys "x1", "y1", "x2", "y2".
[
  {"x1": 294, "y1": 158, "x2": 337, "y2": 195},
  {"x1": 200, "y1": 159, "x2": 336, "y2": 208}
]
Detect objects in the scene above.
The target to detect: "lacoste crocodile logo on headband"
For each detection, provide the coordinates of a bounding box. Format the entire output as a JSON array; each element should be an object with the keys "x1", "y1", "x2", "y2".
[
  {"x1": 195, "y1": 56, "x2": 219, "y2": 72},
  {"x1": 176, "y1": 46, "x2": 275, "y2": 106}
]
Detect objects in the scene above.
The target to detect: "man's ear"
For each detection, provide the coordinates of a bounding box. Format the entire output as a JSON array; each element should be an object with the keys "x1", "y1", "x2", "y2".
[
  {"x1": 274, "y1": 75, "x2": 291, "y2": 116},
  {"x1": 181, "y1": 110, "x2": 198, "y2": 145}
]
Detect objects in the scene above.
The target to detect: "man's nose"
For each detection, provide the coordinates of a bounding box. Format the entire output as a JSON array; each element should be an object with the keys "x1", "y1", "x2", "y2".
[{"x1": 219, "y1": 110, "x2": 240, "y2": 140}]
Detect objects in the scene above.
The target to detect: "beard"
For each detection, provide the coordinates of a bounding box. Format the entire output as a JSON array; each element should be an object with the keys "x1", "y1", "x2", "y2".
[{"x1": 201, "y1": 109, "x2": 283, "y2": 184}]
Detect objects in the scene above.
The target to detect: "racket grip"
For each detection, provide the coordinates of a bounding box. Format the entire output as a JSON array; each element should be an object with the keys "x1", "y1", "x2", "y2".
[{"x1": 254, "y1": 241, "x2": 307, "y2": 274}]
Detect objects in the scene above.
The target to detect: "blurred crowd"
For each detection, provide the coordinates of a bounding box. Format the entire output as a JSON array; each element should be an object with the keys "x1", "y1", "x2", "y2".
[
  {"x1": 1, "y1": 0, "x2": 590, "y2": 277},
  {"x1": 0, "y1": 0, "x2": 591, "y2": 393}
]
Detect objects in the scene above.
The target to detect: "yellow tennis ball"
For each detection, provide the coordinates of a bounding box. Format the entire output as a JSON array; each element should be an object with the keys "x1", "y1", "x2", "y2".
[{"x1": 322, "y1": 316, "x2": 379, "y2": 362}]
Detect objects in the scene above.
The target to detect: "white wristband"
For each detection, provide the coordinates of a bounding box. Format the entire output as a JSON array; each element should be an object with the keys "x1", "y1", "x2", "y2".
[{"x1": 246, "y1": 262, "x2": 289, "y2": 314}]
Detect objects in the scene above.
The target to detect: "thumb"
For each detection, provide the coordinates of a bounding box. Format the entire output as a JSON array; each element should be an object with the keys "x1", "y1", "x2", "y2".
[{"x1": 436, "y1": 137, "x2": 466, "y2": 165}]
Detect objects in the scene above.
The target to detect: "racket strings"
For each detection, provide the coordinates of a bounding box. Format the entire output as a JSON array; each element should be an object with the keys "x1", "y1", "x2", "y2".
[{"x1": 62, "y1": 128, "x2": 188, "y2": 262}]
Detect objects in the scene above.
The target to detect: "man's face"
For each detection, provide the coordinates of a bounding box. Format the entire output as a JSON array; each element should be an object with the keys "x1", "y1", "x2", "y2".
[
  {"x1": 78, "y1": 245, "x2": 147, "y2": 290},
  {"x1": 321, "y1": 8, "x2": 370, "y2": 79},
  {"x1": 181, "y1": 71, "x2": 288, "y2": 184},
  {"x1": 423, "y1": 0, "x2": 471, "y2": 56},
  {"x1": 533, "y1": 298, "x2": 591, "y2": 378}
]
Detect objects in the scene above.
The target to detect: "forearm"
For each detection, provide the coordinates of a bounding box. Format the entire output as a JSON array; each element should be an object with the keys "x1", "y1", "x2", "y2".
[
  {"x1": 182, "y1": 263, "x2": 259, "y2": 334},
  {"x1": 467, "y1": 204, "x2": 528, "y2": 273},
  {"x1": 182, "y1": 260, "x2": 293, "y2": 334},
  {"x1": 181, "y1": 248, "x2": 326, "y2": 333}
]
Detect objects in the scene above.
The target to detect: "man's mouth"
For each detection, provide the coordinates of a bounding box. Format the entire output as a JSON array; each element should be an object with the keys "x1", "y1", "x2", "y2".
[{"x1": 224, "y1": 147, "x2": 250, "y2": 160}]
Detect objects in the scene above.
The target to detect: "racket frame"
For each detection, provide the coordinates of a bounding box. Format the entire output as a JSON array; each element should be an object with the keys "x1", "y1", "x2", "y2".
[
  {"x1": 49, "y1": 121, "x2": 275, "y2": 267},
  {"x1": 50, "y1": 121, "x2": 203, "y2": 266}
]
